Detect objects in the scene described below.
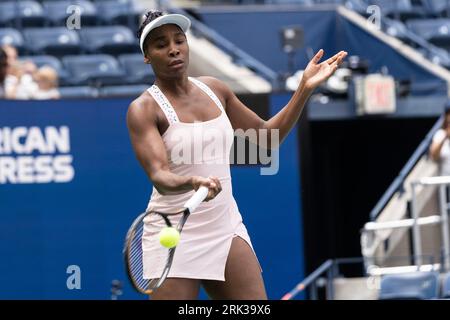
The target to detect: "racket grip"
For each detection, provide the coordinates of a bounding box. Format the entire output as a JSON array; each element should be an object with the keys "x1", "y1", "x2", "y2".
[{"x1": 184, "y1": 186, "x2": 209, "y2": 213}]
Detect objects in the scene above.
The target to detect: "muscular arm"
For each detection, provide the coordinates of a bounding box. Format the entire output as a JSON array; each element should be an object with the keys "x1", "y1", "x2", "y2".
[
  {"x1": 228, "y1": 80, "x2": 313, "y2": 148},
  {"x1": 203, "y1": 50, "x2": 347, "y2": 149},
  {"x1": 126, "y1": 96, "x2": 194, "y2": 195}
]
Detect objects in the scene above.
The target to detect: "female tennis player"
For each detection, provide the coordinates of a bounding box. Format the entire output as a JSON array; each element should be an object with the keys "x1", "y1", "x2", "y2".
[{"x1": 127, "y1": 10, "x2": 347, "y2": 300}]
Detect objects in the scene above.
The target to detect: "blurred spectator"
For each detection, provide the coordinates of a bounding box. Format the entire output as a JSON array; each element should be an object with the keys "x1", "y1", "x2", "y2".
[
  {"x1": 2, "y1": 44, "x2": 21, "y2": 99},
  {"x1": 430, "y1": 101, "x2": 450, "y2": 176},
  {"x1": 0, "y1": 44, "x2": 60, "y2": 100},
  {"x1": 2, "y1": 44, "x2": 36, "y2": 99},
  {"x1": 2, "y1": 44, "x2": 18, "y2": 67},
  {"x1": 0, "y1": 48, "x2": 7, "y2": 98},
  {"x1": 4, "y1": 61, "x2": 31, "y2": 99},
  {"x1": 18, "y1": 60, "x2": 39, "y2": 99},
  {"x1": 32, "y1": 66, "x2": 60, "y2": 100}
]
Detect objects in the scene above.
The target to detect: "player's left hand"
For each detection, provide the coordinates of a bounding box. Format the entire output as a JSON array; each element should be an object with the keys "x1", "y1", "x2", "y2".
[{"x1": 301, "y1": 49, "x2": 347, "y2": 91}]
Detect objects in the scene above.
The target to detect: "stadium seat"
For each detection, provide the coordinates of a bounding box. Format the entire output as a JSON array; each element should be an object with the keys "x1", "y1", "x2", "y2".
[
  {"x1": 369, "y1": 0, "x2": 425, "y2": 21},
  {"x1": 379, "y1": 271, "x2": 439, "y2": 300},
  {"x1": 23, "y1": 27, "x2": 81, "y2": 56},
  {"x1": 315, "y1": 0, "x2": 350, "y2": 2},
  {"x1": 99, "y1": 84, "x2": 149, "y2": 97},
  {"x1": 118, "y1": 53, "x2": 155, "y2": 85},
  {"x1": 427, "y1": 47, "x2": 450, "y2": 69},
  {"x1": 275, "y1": 0, "x2": 368, "y2": 15},
  {"x1": 0, "y1": 1, "x2": 46, "y2": 28},
  {"x1": 383, "y1": 19, "x2": 410, "y2": 43},
  {"x1": 62, "y1": 54, "x2": 126, "y2": 86},
  {"x1": 42, "y1": 0, "x2": 98, "y2": 26},
  {"x1": 0, "y1": 28, "x2": 25, "y2": 53},
  {"x1": 442, "y1": 272, "x2": 450, "y2": 298},
  {"x1": 343, "y1": 0, "x2": 370, "y2": 15},
  {"x1": 265, "y1": 0, "x2": 314, "y2": 5},
  {"x1": 79, "y1": 26, "x2": 139, "y2": 55},
  {"x1": 223, "y1": 0, "x2": 266, "y2": 3},
  {"x1": 407, "y1": 18, "x2": 450, "y2": 50},
  {"x1": 423, "y1": 0, "x2": 450, "y2": 17},
  {"x1": 20, "y1": 55, "x2": 63, "y2": 71},
  {"x1": 59, "y1": 86, "x2": 98, "y2": 98},
  {"x1": 95, "y1": 0, "x2": 142, "y2": 27}
]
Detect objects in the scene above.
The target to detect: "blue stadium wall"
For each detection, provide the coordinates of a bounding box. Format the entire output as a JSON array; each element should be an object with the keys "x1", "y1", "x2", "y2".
[{"x1": 0, "y1": 96, "x2": 303, "y2": 300}]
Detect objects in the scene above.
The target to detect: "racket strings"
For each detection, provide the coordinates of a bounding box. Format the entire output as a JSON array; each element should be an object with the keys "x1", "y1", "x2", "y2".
[
  {"x1": 125, "y1": 188, "x2": 207, "y2": 295},
  {"x1": 127, "y1": 216, "x2": 167, "y2": 293},
  {"x1": 125, "y1": 211, "x2": 187, "y2": 294},
  {"x1": 128, "y1": 220, "x2": 150, "y2": 291}
]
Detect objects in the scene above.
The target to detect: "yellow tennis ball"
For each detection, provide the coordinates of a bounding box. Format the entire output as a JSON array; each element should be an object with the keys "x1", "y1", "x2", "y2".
[{"x1": 158, "y1": 227, "x2": 180, "y2": 248}]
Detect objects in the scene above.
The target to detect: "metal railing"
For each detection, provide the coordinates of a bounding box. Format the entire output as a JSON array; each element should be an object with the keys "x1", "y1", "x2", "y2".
[
  {"x1": 362, "y1": 175, "x2": 450, "y2": 275},
  {"x1": 281, "y1": 255, "x2": 438, "y2": 300},
  {"x1": 281, "y1": 259, "x2": 334, "y2": 300},
  {"x1": 410, "y1": 176, "x2": 450, "y2": 269},
  {"x1": 369, "y1": 115, "x2": 443, "y2": 221}
]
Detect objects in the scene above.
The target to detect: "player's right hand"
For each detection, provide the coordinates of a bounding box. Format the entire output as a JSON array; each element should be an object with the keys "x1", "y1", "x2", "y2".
[{"x1": 191, "y1": 176, "x2": 222, "y2": 201}]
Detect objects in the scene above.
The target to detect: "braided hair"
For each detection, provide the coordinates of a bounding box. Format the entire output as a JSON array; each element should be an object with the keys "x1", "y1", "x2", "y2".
[{"x1": 137, "y1": 10, "x2": 164, "y2": 55}]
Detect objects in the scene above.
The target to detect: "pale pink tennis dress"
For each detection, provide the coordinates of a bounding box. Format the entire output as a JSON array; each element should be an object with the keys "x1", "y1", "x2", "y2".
[{"x1": 142, "y1": 77, "x2": 258, "y2": 281}]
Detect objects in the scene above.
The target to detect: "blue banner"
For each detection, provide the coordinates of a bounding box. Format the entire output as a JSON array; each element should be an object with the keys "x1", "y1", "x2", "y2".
[{"x1": 0, "y1": 97, "x2": 303, "y2": 300}]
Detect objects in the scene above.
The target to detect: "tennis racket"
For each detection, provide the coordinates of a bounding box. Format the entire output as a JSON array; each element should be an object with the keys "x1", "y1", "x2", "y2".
[{"x1": 123, "y1": 186, "x2": 208, "y2": 295}]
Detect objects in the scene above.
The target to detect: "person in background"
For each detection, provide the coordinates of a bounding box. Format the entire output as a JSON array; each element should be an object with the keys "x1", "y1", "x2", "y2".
[
  {"x1": 0, "y1": 48, "x2": 7, "y2": 97},
  {"x1": 430, "y1": 101, "x2": 450, "y2": 176},
  {"x1": 2, "y1": 44, "x2": 22, "y2": 99},
  {"x1": 0, "y1": 44, "x2": 59, "y2": 100},
  {"x1": 2, "y1": 44, "x2": 39, "y2": 99},
  {"x1": 32, "y1": 66, "x2": 60, "y2": 100},
  {"x1": 2, "y1": 44, "x2": 18, "y2": 67}
]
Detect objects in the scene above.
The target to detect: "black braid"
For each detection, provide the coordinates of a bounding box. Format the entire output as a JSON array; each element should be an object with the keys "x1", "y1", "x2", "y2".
[{"x1": 137, "y1": 10, "x2": 164, "y2": 54}]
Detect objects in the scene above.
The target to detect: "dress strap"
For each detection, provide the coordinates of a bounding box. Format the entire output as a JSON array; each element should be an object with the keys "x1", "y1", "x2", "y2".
[
  {"x1": 189, "y1": 77, "x2": 225, "y2": 113},
  {"x1": 147, "y1": 85, "x2": 179, "y2": 125}
]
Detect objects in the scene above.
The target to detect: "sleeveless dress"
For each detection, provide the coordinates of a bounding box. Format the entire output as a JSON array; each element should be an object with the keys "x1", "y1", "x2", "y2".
[{"x1": 142, "y1": 77, "x2": 259, "y2": 281}]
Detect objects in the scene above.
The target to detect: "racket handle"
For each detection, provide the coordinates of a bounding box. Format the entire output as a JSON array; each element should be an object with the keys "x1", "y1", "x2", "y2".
[{"x1": 184, "y1": 186, "x2": 209, "y2": 213}]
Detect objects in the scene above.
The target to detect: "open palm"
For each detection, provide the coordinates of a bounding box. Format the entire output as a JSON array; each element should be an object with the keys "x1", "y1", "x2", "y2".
[{"x1": 302, "y1": 49, "x2": 348, "y2": 90}]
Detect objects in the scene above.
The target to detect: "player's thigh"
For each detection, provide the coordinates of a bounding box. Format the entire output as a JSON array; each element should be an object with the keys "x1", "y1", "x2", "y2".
[
  {"x1": 150, "y1": 278, "x2": 200, "y2": 300},
  {"x1": 202, "y1": 236, "x2": 267, "y2": 300}
]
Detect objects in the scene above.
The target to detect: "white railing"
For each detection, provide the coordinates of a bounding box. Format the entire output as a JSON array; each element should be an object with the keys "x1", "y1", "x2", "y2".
[{"x1": 361, "y1": 175, "x2": 450, "y2": 274}]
